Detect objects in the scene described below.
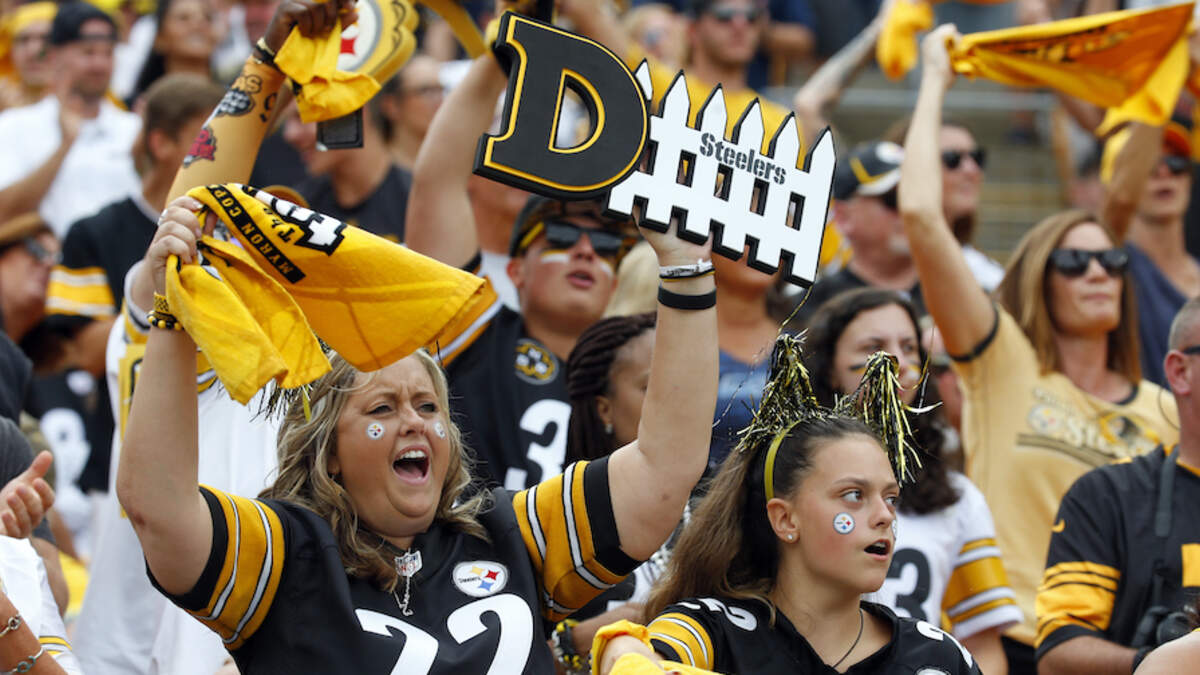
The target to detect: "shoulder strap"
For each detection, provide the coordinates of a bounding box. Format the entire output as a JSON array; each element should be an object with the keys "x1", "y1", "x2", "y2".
[{"x1": 1154, "y1": 445, "x2": 1179, "y2": 539}]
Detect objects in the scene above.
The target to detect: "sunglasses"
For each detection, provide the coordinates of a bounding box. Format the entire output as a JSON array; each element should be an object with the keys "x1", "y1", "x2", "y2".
[
  {"x1": 1159, "y1": 154, "x2": 1190, "y2": 176},
  {"x1": 709, "y1": 6, "x2": 762, "y2": 22},
  {"x1": 1047, "y1": 248, "x2": 1129, "y2": 277},
  {"x1": 941, "y1": 148, "x2": 986, "y2": 171},
  {"x1": 13, "y1": 237, "x2": 61, "y2": 265},
  {"x1": 542, "y1": 220, "x2": 627, "y2": 258},
  {"x1": 877, "y1": 188, "x2": 898, "y2": 211},
  {"x1": 1180, "y1": 345, "x2": 1200, "y2": 356}
]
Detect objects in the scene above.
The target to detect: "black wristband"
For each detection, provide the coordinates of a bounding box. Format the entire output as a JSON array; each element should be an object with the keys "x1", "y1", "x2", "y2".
[{"x1": 658, "y1": 285, "x2": 716, "y2": 310}]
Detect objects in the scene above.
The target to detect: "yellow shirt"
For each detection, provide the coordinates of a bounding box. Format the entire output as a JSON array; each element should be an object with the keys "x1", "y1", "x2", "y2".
[{"x1": 953, "y1": 308, "x2": 1178, "y2": 645}]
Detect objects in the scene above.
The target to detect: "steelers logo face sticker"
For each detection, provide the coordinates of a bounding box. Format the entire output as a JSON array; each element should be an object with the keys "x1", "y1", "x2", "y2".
[
  {"x1": 833, "y1": 512, "x2": 855, "y2": 535},
  {"x1": 514, "y1": 339, "x2": 559, "y2": 385},
  {"x1": 366, "y1": 422, "x2": 385, "y2": 440},
  {"x1": 433, "y1": 420, "x2": 447, "y2": 439}
]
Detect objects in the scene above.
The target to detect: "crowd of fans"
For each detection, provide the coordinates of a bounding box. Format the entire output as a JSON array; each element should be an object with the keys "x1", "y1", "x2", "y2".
[{"x1": 0, "y1": 0, "x2": 1196, "y2": 673}]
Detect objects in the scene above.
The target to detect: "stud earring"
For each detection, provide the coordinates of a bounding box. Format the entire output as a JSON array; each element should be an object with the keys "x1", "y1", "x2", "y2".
[
  {"x1": 786, "y1": 533, "x2": 795, "y2": 542},
  {"x1": 604, "y1": 422, "x2": 614, "y2": 434}
]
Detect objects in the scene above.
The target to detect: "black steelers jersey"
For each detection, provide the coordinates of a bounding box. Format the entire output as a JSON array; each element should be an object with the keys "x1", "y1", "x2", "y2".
[
  {"x1": 1036, "y1": 445, "x2": 1200, "y2": 659},
  {"x1": 152, "y1": 458, "x2": 638, "y2": 674},
  {"x1": 648, "y1": 598, "x2": 981, "y2": 674},
  {"x1": 297, "y1": 165, "x2": 411, "y2": 244},
  {"x1": 433, "y1": 260, "x2": 570, "y2": 490}
]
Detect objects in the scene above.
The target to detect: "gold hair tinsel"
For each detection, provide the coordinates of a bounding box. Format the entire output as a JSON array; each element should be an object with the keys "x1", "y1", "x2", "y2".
[{"x1": 740, "y1": 334, "x2": 925, "y2": 500}]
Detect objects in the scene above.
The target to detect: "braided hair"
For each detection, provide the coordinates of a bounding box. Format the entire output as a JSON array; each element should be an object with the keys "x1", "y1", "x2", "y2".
[{"x1": 565, "y1": 313, "x2": 657, "y2": 463}]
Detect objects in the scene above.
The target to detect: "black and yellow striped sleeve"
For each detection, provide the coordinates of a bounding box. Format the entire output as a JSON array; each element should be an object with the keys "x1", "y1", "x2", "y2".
[
  {"x1": 426, "y1": 254, "x2": 501, "y2": 366},
  {"x1": 513, "y1": 458, "x2": 639, "y2": 623},
  {"x1": 648, "y1": 609, "x2": 718, "y2": 671},
  {"x1": 46, "y1": 265, "x2": 116, "y2": 320},
  {"x1": 1035, "y1": 471, "x2": 1122, "y2": 658},
  {"x1": 154, "y1": 485, "x2": 287, "y2": 650},
  {"x1": 943, "y1": 537, "x2": 1021, "y2": 636}
]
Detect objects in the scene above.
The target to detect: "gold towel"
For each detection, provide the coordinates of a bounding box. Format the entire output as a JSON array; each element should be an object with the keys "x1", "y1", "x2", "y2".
[{"x1": 166, "y1": 184, "x2": 488, "y2": 403}]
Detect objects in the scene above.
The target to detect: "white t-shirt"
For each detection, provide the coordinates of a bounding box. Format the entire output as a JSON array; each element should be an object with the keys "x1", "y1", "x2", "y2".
[
  {"x1": 0, "y1": 96, "x2": 140, "y2": 237},
  {"x1": 868, "y1": 472, "x2": 1024, "y2": 640},
  {"x1": 0, "y1": 537, "x2": 83, "y2": 675},
  {"x1": 72, "y1": 279, "x2": 278, "y2": 675}
]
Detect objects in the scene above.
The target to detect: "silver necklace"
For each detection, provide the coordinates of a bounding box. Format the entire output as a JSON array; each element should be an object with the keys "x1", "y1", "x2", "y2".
[
  {"x1": 830, "y1": 607, "x2": 864, "y2": 670},
  {"x1": 392, "y1": 549, "x2": 422, "y2": 617}
]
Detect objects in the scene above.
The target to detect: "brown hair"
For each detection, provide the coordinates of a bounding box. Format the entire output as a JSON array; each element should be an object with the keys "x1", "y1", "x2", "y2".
[
  {"x1": 643, "y1": 415, "x2": 880, "y2": 623},
  {"x1": 141, "y1": 73, "x2": 224, "y2": 160},
  {"x1": 260, "y1": 350, "x2": 488, "y2": 591},
  {"x1": 993, "y1": 209, "x2": 1140, "y2": 381}
]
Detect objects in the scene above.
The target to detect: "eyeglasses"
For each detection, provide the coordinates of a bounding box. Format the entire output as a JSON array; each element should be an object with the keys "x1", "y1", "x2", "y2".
[
  {"x1": 941, "y1": 148, "x2": 986, "y2": 171},
  {"x1": 1047, "y1": 248, "x2": 1129, "y2": 277},
  {"x1": 877, "y1": 188, "x2": 898, "y2": 211},
  {"x1": 1159, "y1": 154, "x2": 1190, "y2": 176},
  {"x1": 21, "y1": 237, "x2": 60, "y2": 265},
  {"x1": 708, "y1": 6, "x2": 762, "y2": 22},
  {"x1": 1180, "y1": 345, "x2": 1200, "y2": 356},
  {"x1": 542, "y1": 220, "x2": 628, "y2": 258}
]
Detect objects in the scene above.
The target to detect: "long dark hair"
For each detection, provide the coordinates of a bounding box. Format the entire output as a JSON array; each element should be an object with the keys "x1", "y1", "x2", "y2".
[
  {"x1": 803, "y1": 288, "x2": 959, "y2": 515},
  {"x1": 565, "y1": 313, "x2": 656, "y2": 462},
  {"x1": 131, "y1": 0, "x2": 211, "y2": 103},
  {"x1": 643, "y1": 415, "x2": 879, "y2": 623}
]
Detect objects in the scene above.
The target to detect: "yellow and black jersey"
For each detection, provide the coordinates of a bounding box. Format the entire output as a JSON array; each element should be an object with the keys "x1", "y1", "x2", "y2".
[
  {"x1": 1035, "y1": 445, "x2": 1200, "y2": 659},
  {"x1": 648, "y1": 598, "x2": 981, "y2": 674},
  {"x1": 45, "y1": 196, "x2": 158, "y2": 331},
  {"x1": 432, "y1": 255, "x2": 569, "y2": 490},
  {"x1": 152, "y1": 458, "x2": 637, "y2": 673}
]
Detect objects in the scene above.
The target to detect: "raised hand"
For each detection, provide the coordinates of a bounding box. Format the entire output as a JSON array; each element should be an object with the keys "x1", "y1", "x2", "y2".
[
  {"x1": 262, "y1": 0, "x2": 359, "y2": 53},
  {"x1": 0, "y1": 451, "x2": 54, "y2": 539}
]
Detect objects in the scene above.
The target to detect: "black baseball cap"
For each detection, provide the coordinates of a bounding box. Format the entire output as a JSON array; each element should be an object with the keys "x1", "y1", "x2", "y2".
[
  {"x1": 50, "y1": 2, "x2": 117, "y2": 46},
  {"x1": 833, "y1": 141, "x2": 905, "y2": 201}
]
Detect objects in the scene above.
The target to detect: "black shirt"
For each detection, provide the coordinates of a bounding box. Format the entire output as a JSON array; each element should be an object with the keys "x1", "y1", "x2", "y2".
[
  {"x1": 297, "y1": 165, "x2": 412, "y2": 243},
  {"x1": 156, "y1": 459, "x2": 637, "y2": 674},
  {"x1": 1036, "y1": 446, "x2": 1200, "y2": 659},
  {"x1": 650, "y1": 597, "x2": 982, "y2": 673},
  {"x1": 443, "y1": 305, "x2": 570, "y2": 490},
  {"x1": 795, "y1": 267, "x2": 925, "y2": 326}
]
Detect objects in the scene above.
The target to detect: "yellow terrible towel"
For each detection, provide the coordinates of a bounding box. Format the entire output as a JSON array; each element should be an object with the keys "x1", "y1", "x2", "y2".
[
  {"x1": 167, "y1": 184, "x2": 487, "y2": 403},
  {"x1": 947, "y1": 3, "x2": 1193, "y2": 127},
  {"x1": 275, "y1": 18, "x2": 383, "y2": 123},
  {"x1": 877, "y1": 0, "x2": 933, "y2": 81}
]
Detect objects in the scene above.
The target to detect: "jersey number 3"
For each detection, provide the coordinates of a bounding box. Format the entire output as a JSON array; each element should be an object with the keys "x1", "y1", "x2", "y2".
[{"x1": 356, "y1": 594, "x2": 532, "y2": 674}]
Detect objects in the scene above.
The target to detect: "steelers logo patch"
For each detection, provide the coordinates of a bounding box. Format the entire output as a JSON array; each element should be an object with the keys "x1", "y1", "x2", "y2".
[
  {"x1": 453, "y1": 561, "x2": 509, "y2": 598},
  {"x1": 514, "y1": 339, "x2": 558, "y2": 384}
]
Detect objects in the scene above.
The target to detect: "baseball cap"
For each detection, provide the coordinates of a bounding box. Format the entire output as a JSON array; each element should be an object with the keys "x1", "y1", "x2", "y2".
[
  {"x1": 508, "y1": 195, "x2": 636, "y2": 258},
  {"x1": 0, "y1": 213, "x2": 50, "y2": 250},
  {"x1": 1163, "y1": 115, "x2": 1192, "y2": 159},
  {"x1": 833, "y1": 141, "x2": 905, "y2": 201},
  {"x1": 49, "y1": 2, "x2": 117, "y2": 46}
]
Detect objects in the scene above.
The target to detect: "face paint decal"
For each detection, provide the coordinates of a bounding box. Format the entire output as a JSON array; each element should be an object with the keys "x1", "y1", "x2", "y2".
[
  {"x1": 433, "y1": 420, "x2": 447, "y2": 439},
  {"x1": 366, "y1": 422, "x2": 384, "y2": 440},
  {"x1": 833, "y1": 512, "x2": 855, "y2": 535}
]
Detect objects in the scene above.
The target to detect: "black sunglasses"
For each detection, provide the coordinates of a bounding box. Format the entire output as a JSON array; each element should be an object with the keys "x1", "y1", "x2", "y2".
[
  {"x1": 1180, "y1": 345, "x2": 1200, "y2": 356},
  {"x1": 543, "y1": 220, "x2": 626, "y2": 258},
  {"x1": 1160, "y1": 154, "x2": 1191, "y2": 176},
  {"x1": 877, "y1": 188, "x2": 898, "y2": 211},
  {"x1": 941, "y1": 148, "x2": 986, "y2": 171},
  {"x1": 709, "y1": 6, "x2": 762, "y2": 22},
  {"x1": 1047, "y1": 248, "x2": 1129, "y2": 277}
]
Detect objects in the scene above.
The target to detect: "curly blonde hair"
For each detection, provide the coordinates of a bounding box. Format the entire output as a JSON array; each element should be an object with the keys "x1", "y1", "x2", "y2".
[{"x1": 260, "y1": 350, "x2": 488, "y2": 591}]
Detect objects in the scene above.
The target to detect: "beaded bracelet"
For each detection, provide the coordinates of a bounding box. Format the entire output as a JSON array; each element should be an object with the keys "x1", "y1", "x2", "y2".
[
  {"x1": 0, "y1": 615, "x2": 18, "y2": 638},
  {"x1": 3, "y1": 645, "x2": 44, "y2": 674},
  {"x1": 551, "y1": 619, "x2": 586, "y2": 673}
]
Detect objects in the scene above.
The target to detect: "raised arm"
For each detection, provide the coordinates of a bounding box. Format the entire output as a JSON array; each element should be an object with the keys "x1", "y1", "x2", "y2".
[
  {"x1": 404, "y1": 54, "x2": 505, "y2": 267},
  {"x1": 115, "y1": 206, "x2": 213, "y2": 596},
  {"x1": 792, "y1": 0, "x2": 890, "y2": 146},
  {"x1": 897, "y1": 25, "x2": 995, "y2": 357},
  {"x1": 557, "y1": 0, "x2": 631, "y2": 61},
  {"x1": 607, "y1": 226, "x2": 716, "y2": 560},
  {"x1": 1101, "y1": 122, "x2": 1162, "y2": 242}
]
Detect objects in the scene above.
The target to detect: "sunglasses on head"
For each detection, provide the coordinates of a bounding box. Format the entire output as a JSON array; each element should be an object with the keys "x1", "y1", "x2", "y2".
[
  {"x1": 941, "y1": 148, "x2": 986, "y2": 171},
  {"x1": 1160, "y1": 154, "x2": 1191, "y2": 176},
  {"x1": 542, "y1": 220, "x2": 627, "y2": 258},
  {"x1": 1047, "y1": 248, "x2": 1129, "y2": 277},
  {"x1": 708, "y1": 5, "x2": 762, "y2": 22}
]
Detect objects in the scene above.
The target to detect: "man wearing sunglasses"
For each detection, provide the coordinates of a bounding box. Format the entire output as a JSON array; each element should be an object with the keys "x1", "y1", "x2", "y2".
[
  {"x1": 795, "y1": 140, "x2": 923, "y2": 325},
  {"x1": 408, "y1": 53, "x2": 636, "y2": 491},
  {"x1": 1103, "y1": 117, "x2": 1200, "y2": 388}
]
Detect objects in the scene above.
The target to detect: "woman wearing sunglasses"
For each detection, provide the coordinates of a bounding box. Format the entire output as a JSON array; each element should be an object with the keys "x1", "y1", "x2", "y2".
[{"x1": 898, "y1": 24, "x2": 1179, "y2": 673}]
